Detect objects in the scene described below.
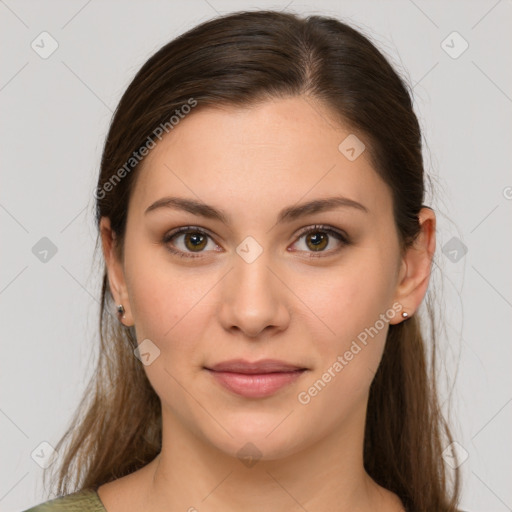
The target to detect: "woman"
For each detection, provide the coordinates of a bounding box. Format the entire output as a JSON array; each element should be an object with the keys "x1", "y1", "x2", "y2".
[{"x1": 24, "y1": 9, "x2": 461, "y2": 512}]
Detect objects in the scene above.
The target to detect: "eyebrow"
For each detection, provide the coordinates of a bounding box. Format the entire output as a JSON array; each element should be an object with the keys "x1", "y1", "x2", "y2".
[{"x1": 144, "y1": 195, "x2": 369, "y2": 223}]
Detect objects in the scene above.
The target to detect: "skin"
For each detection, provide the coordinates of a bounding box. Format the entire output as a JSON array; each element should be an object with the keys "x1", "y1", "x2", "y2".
[{"x1": 97, "y1": 95, "x2": 435, "y2": 512}]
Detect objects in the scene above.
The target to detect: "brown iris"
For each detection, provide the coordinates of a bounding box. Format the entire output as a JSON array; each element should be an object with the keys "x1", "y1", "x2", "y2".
[
  {"x1": 305, "y1": 231, "x2": 328, "y2": 251},
  {"x1": 184, "y1": 232, "x2": 207, "y2": 251}
]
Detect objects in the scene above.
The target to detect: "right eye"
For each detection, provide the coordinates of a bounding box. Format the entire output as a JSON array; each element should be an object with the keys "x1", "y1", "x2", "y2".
[{"x1": 163, "y1": 227, "x2": 222, "y2": 258}]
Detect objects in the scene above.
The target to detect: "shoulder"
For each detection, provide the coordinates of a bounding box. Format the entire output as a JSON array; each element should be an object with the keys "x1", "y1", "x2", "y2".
[{"x1": 21, "y1": 488, "x2": 106, "y2": 512}]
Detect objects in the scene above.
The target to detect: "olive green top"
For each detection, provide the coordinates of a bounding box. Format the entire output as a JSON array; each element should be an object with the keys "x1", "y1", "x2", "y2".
[
  {"x1": 21, "y1": 488, "x2": 469, "y2": 512},
  {"x1": 22, "y1": 488, "x2": 106, "y2": 512}
]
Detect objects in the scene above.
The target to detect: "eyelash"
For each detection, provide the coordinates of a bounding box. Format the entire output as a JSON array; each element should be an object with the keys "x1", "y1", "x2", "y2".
[{"x1": 162, "y1": 224, "x2": 350, "y2": 259}]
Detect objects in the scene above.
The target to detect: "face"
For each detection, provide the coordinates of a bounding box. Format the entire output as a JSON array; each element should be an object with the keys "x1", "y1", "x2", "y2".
[{"x1": 102, "y1": 96, "x2": 424, "y2": 461}]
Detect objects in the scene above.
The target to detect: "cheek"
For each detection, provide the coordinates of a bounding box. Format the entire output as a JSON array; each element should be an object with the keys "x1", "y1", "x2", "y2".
[
  {"x1": 123, "y1": 253, "x2": 219, "y2": 416},
  {"x1": 295, "y1": 275, "x2": 392, "y2": 425},
  {"x1": 124, "y1": 248, "x2": 220, "y2": 360},
  {"x1": 293, "y1": 251, "x2": 396, "y2": 396},
  {"x1": 299, "y1": 252, "x2": 396, "y2": 342}
]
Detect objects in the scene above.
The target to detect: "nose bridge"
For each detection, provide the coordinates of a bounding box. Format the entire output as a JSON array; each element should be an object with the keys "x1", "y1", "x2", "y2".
[
  {"x1": 233, "y1": 250, "x2": 274, "y2": 297},
  {"x1": 219, "y1": 247, "x2": 289, "y2": 337}
]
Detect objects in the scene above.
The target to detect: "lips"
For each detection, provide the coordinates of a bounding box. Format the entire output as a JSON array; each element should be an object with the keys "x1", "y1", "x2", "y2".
[
  {"x1": 205, "y1": 359, "x2": 308, "y2": 398},
  {"x1": 206, "y1": 358, "x2": 307, "y2": 374}
]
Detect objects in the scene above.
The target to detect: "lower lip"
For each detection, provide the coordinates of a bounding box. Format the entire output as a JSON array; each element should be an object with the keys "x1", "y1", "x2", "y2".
[{"x1": 206, "y1": 369, "x2": 306, "y2": 398}]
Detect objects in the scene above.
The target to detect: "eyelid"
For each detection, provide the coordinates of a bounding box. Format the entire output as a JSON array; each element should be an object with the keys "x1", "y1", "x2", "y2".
[
  {"x1": 294, "y1": 224, "x2": 349, "y2": 241},
  {"x1": 163, "y1": 225, "x2": 216, "y2": 241}
]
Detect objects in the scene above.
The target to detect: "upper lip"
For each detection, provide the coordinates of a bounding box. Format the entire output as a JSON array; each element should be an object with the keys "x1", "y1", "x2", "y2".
[{"x1": 206, "y1": 359, "x2": 307, "y2": 374}]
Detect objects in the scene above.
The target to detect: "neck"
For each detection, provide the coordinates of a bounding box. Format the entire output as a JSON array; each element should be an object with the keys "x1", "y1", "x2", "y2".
[{"x1": 139, "y1": 403, "x2": 403, "y2": 512}]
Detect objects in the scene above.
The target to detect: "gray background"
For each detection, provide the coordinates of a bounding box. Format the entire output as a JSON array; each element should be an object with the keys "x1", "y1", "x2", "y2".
[{"x1": 1, "y1": 1, "x2": 511, "y2": 511}]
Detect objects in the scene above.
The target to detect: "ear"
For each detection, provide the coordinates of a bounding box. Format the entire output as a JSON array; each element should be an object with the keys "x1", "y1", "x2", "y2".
[
  {"x1": 389, "y1": 207, "x2": 436, "y2": 325},
  {"x1": 99, "y1": 217, "x2": 134, "y2": 326}
]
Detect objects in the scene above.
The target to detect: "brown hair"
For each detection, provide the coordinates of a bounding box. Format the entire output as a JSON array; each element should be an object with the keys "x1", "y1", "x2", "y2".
[{"x1": 45, "y1": 10, "x2": 460, "y2": 511}]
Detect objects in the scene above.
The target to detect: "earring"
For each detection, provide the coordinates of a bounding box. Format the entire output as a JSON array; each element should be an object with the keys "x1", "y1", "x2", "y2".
[
  {"x1": 117, "y1": 304, "x2": 125, "y2": 318},
  {"x1": 401, "y1": 312, "x2": 409, "y2": 319}
]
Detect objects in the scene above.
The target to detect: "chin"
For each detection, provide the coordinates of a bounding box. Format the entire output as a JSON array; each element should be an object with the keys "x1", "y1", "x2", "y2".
[{"x1": 199, "y1": 413, "x2": 307, "y2": 463}]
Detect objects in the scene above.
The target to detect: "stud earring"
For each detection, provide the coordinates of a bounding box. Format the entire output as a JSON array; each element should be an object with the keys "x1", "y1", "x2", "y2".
[
  {"x1": 117, "y1": 304, "x2": 125, "y2": 318},
  {"x1": 401, "y1": 312, "x2": 409, "y2": 319}
]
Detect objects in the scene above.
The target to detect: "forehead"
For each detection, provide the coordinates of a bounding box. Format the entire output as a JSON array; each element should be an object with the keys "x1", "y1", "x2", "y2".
[{"x1": 130, "y1": 96, "x2": 393, "y2": 219}]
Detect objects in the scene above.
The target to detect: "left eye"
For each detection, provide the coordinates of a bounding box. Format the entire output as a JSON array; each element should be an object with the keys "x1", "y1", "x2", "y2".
[{"x1": 290, "y1": 226, "x2": 349, "y2": 254}]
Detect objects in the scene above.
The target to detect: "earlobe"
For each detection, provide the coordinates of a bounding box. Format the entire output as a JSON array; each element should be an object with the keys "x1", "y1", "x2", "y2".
[
  {"x1": 99, "y1": 217, "x2": 135, "y2": 326},
  {"x1": 389, "y1": 208, "x2": 436, "y2": 325}
]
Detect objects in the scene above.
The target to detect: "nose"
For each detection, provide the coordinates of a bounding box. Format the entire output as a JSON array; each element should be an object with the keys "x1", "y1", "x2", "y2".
[{"x1": 218, "y1": 253, "x2": 291, "y2": 338}]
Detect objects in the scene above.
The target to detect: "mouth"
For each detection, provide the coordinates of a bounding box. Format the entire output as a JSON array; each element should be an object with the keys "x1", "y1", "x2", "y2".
[{"x1": 204, "y1": 359, "x2": 308, "y2": 398}]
